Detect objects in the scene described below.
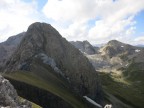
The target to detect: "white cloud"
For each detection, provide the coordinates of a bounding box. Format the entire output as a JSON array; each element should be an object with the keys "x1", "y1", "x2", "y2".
[
  {"x1": 43, "y1": 0, "x2": 98, "y2": 22},
  {"x1": 134, "y1": 36, "x2": 144, "y2": 44},
  {"x1": 127, "y1": 36, "x2": 144, "y2": 45},
  {"x1": 0, "y1": 0, "x2": 39, "y2": 42},
  {"x1": 43, "y1": 0, "x2": 144, "y2": 44},
  {"x1": 58, "y1": 21, "x2": 89, "y2": 41},
  {"x1": 0, "y1": 0, "x2": 144, "y2": 45}
]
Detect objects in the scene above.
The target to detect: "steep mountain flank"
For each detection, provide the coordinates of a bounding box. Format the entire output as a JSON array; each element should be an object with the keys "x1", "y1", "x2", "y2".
[{"x1": 3, "y1": 22, "x2": 102, "y2": 107}]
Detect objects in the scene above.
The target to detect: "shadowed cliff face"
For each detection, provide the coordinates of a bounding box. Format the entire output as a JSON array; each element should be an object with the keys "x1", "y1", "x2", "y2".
[
  {"x1": 5, "y1": 77, "x2": 73, "y2": 108},
  {"x1": 4, "y1": 22, "x2": 102, "y2": 102}
]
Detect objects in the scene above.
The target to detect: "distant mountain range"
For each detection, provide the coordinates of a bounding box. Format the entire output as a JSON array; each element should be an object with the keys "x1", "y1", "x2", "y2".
[
  {"x1": 71, "y1": 39, "x2": 144, "y2": 108},
  {"x1": 70, "y1": 40, "x2": 99, "y2": 55},
  {"x1": 71, "y1": 40, "x2": 144, "y2": 71}
]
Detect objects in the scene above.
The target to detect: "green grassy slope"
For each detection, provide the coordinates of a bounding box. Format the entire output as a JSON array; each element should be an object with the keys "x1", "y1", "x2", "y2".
[
  {"x1": 4, "y1": 71, "x2": 90, "y2": 108},
  {"x1": 99, "y1": 72, "x2": 144, "y2": 108},
  {"x1": 124, "y1": 62, "x2": 144, "y2": 81},
  {"x1": 19, "y1": 97, "x2": 42, "y2": 108},
  {"x1": 31, "y1": 102, "x2": 42, "y2": 108}
]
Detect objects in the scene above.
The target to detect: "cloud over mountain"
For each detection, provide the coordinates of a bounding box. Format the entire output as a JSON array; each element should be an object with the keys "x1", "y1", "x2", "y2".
[
  {"x1": 0, "y1": 0, "x2": 144, "y2": 45},
  {"x1": 43, "y1": 0, "x2": 144, "y2": 44}
]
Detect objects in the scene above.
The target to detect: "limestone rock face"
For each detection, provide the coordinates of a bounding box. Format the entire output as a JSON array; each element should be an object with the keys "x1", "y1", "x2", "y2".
[
  {"x1": 4, "y1": 22, "x2": 102, "y2": 101},
  {"x1": 0, "y1": 75, "x2": 31, "y2": 108}
]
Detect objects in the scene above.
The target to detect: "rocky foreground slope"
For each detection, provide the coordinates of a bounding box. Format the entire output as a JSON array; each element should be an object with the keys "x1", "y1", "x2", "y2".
[{"x1": 0, "y1": 75, "x2": 31, "y2": 108}]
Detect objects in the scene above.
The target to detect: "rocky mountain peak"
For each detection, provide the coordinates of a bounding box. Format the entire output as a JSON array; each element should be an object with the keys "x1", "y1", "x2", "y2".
[
  {"x1": 83, "y1": 40, "x2": 90, "y2": 44},
  {"x1": 3, "y1": 22, "x2": 102, "y2": 102},
  {"x1": 70, "y1": 40, "x2": 99, "y2": 55},
  {"x1": 27, "y1": 22, "x2": 60, "y2": 38},
  {"x1": 107, "y1": 40, "x2": 124, "y2": 46},
  {"x1": 99, "y1": 40, "x2": 137, "y2": 57}
]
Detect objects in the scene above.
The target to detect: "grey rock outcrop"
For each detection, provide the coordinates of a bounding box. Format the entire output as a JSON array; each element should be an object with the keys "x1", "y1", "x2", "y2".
[
  {"x1": 98, "y1": 40, "x2": 144, "y2": 66},
  {"x1": 0, "y1": 75, "x2": 31, "y2": 108},
  {"x1": 4, "y1": 22, "x2": 102, "y2": 102},
  {"x1": 100, "y1": 40, "x2": 137, "y2": 57},
  {"x1": 70, "y1": 40, "x2": 99, "y2": 55}
]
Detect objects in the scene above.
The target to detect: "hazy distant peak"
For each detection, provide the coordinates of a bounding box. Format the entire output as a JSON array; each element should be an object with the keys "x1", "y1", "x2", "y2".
[{"x1": 4, "y1": 32, "x2": 25, "y2": 45}]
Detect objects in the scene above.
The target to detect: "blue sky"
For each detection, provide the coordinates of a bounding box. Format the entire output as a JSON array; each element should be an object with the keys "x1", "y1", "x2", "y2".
[
  {"x1": 0, "y1": 0, "x2": 144, "y2": 45},
  {"x1": 22, "y1": 0, "x2": 47, "y2": 10},
  {"x1": 134, "y1": 11, "x2": 144, "y2": 36}
]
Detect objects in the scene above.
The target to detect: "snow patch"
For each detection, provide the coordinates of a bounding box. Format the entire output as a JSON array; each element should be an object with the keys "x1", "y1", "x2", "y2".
[
  {"x1": 121, "y1": 46, "x2": 124, "y2": 47},
  {"x1": 135, "y1": 49, "x2": 140, "y2": 52},
  {"x1": 83, "y1": 96, "x2": 102, "y2": 108}
]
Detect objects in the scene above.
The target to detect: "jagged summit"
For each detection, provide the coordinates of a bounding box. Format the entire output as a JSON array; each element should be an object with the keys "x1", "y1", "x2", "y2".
[
  {"x1": 99, "y1": 40, "x2": 137, "y2": 57},
  {"x1": 70, "y1": 40, "x2": 99, "y2": 55},
  {"x1": 107, "y1": 40, "x2": 124, "y2": 46}
]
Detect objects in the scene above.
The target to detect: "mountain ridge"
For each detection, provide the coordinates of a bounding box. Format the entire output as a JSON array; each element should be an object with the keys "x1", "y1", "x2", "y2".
[
  {"x1": 1, "y1": 22, "x2": 143, "y2": 108},
  {"x1": 70, "y1": 40, "x2": 99, "y2": 55},
  {"x1": 1, "y1": 22, "x2": 102, "y2": 108}
]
